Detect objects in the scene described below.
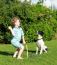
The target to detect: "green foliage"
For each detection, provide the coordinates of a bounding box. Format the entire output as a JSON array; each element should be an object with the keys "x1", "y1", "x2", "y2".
[{"x1": 0, "y1": 0, "x2": 57, "y2": 43}]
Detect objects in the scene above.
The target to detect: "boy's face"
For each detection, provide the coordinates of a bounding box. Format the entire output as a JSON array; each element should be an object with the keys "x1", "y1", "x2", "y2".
[{"x1": 15, "y1": 19, "x2": 20, "y2": 27}]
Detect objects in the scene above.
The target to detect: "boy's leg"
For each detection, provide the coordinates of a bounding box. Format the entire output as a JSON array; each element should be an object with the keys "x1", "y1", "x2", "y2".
[
  {"x1": 13, "y1": 48, "x2": 19, "y2": 58},
  {"x1": 17, "y1": 45, "x2": 24, "y2": 59}
]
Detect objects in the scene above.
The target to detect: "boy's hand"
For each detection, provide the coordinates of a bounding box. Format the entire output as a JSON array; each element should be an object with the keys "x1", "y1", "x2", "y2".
[
  {"x1": 23, "y1": 41, "x2": 26, "y2": 45},
  {"x1": 8, "y1": 26, "x2": 12, "y2": 31}
]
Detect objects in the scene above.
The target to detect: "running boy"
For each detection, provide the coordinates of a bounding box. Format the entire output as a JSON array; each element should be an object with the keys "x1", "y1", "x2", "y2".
[{"x1": 8, "y1": 17, "x2": 26, "y2": 59}]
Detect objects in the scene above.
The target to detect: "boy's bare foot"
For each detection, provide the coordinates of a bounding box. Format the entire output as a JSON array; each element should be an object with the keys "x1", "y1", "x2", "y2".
[
  {"x1": 13, "y1": 55, "x2": 16, "y2": 58},
  {"x1": 13, "y1": 51, "x2": 18, "y2": 58}
]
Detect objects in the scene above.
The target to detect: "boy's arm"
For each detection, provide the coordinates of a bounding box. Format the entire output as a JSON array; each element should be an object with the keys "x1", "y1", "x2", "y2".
[{"x1": 8, "y1": 26, "x2": 15, "y2": 36}]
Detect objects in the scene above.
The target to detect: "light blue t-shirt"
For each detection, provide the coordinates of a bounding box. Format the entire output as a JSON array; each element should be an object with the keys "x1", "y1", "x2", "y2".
[{"x1": 12, "y1": 27, "x2": 24, "y2": 42}]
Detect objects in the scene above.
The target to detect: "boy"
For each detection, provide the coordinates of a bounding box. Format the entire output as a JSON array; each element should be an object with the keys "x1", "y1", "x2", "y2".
[{"x1": 8, "y1": 17, "x2": 26, "y2": 59}]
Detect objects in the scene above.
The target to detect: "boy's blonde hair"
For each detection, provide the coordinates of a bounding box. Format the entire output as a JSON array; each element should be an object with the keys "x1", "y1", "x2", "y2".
[{"x1": 11, "y1": 17, "x2": 21, "y2": 25}]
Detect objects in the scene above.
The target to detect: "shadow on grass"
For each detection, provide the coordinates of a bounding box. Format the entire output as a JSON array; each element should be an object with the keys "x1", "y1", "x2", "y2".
[
  {"x1": 0, "y1": 51, "x2": 13, "y2": 56},
  {"x1": 0, "y1": 50, "x2": 36, "y2": 56}
]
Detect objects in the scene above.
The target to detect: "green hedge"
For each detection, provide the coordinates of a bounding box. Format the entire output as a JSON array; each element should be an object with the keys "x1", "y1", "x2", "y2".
[{"x1": 0, "y1": 0, "x2": 57, "y2": 43}]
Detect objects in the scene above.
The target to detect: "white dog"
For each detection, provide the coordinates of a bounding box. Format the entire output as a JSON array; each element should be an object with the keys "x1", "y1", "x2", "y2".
[{"x1": 36, "y1": 31, "x2": 48, "y2": 55}]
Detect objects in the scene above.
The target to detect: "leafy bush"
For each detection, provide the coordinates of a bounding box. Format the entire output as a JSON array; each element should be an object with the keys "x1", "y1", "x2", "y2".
[{"x1": 0, "y1": 0, "x2": 57, "y2": 43}]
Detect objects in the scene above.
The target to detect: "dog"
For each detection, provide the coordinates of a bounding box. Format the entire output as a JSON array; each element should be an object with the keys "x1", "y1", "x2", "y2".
[{"x1": 36, "y1": 31, "x2": 48, "y2": 55}]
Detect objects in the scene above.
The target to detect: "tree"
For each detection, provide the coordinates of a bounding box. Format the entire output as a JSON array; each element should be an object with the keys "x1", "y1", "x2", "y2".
[{"x1": 38, "y1": 0, "x2": 44, "y2": 5}]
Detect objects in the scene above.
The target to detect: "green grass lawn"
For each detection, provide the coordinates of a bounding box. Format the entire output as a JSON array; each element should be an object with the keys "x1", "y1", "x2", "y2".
[{"x1": 0, "y1": 40, "x2": 57, "y2": 65}]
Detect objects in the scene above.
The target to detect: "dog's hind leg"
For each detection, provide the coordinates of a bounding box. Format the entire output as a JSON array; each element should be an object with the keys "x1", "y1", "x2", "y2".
[
  {"x1": 40, "y1": 47, "x2": 43, "y2": 55},
  {"x1": 43, "y1": 46, "x2": 47, "y2": 53},
  {"x1": 44, "y1": 49, "x2": 47, "y2": 53}
]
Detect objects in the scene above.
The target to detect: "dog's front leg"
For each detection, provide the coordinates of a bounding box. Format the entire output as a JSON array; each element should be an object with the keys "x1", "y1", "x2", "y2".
[{"x1": 36, "y1": 47, "x2": 38, "y2": 55}]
